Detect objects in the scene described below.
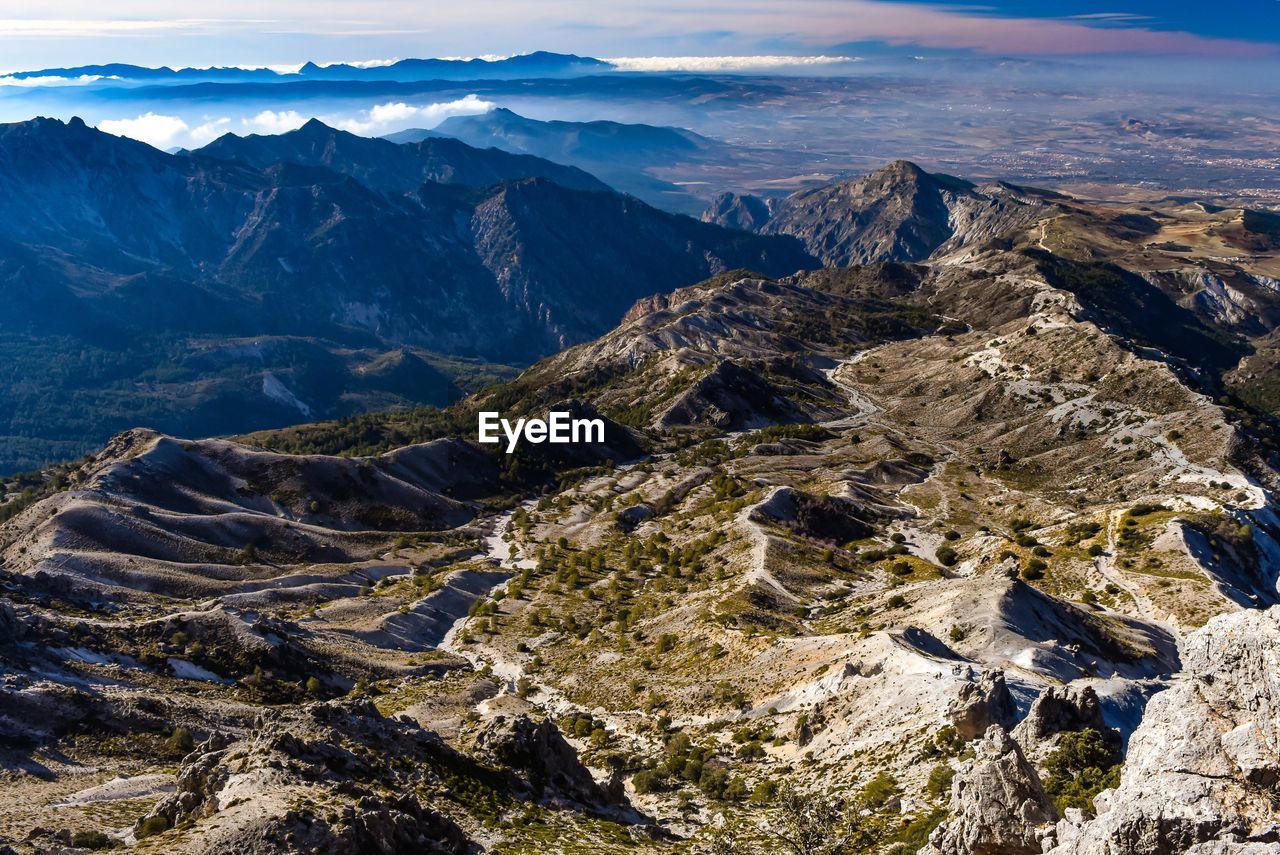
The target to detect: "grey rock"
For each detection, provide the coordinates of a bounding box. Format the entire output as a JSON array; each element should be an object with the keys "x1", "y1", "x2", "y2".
[
  {"x1": 948, "y1": 669, "x2": 1018, "y2": 741},
  {"x1": 926, "y1": 725, "x2": 1058, "y2": 855},
  {"x1": 474, "y1": 714, "x2": 622, "y2": 811},
  {"x1": 0, "y1": 599, "x2": 20, "y2": 643},
  {"x1": 1013, "y1": 684, "x2": 1118, "y2": 763},
  {"x1": 1049, "y1": 607, "x2": 1280, "y2": 854}
]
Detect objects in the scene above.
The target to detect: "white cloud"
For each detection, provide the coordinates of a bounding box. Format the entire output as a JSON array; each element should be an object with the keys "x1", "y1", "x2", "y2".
[
  {"x1": 189, "y1": 117, "x2": 231, "y2": 144},
  {"x1": 243, "y1": 109, "x2": 307, "y2": 134},
  {"x1": 97, "y1": 113, "x2": 192, "y2": 149},
  {"x1": 332, "y1": 94, "x2": 495, "y2": 135},
  {"x1": 0, "y1": 73, "x2": 109, "y2": 86},
  {"x1": 605, "y1": 55, "x2": 858, "y2": 73}
]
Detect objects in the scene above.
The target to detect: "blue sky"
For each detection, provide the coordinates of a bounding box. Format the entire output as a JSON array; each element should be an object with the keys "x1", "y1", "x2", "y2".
[{"x1": 0, "y1": 1, "x2": 1271, "y2": 71}]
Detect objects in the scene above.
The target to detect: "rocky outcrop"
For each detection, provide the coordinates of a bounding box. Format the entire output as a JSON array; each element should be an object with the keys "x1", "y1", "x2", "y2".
[
  {"x1": 925, "y1": 725, "x2": 1058, "y2": 855},
  {"x1": 474, "y1": 714, "x2": 623, "y2": 812},
  {"x1": 656, "y1": 360, "x2": 813, "y2": 431},
  {"x1": 754, "y1": 161, "x2": 1052, "y2": 267},
  {"x1": 1049, "y1": 607, "x2": 1280, "y2": 854},
  {"x1": 137, "y1": 700, "x2": 473, "y2": 854},
  {"x1": 1013, "y1": 684, "x2": 1117, "y2": 762},
  {"x1": 947, "y1": 670, "x2": 1019, "y2": 741}
]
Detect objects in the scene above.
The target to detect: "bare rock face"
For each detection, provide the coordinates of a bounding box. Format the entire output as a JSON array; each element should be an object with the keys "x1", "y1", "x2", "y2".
[
  {"x1": 926, "y1": 725, "x2": 1058, "y2": 855},
  {"x1": 137, "y1": 700, "x2": 472, "y2": 855},
  {"x1": 1012, "y1": 684, "x2": 1117, "y2": 763},
  {"x1": 1049, "y1": 607, "x2": 1280, "y2": 854},
  {"x1": 947, "y1": 669, "x2": 1018, "y2": 741},
  {"x1": 702, "y1": 192, "x2": 773, "y2": 232},
  {"x1": 474, "y1": 714, "x2": 622, "y2": 812}
]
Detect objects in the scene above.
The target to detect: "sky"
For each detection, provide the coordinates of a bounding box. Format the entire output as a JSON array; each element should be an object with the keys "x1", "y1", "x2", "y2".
[{"x1": 0, "y1": 1, "x2": 1272, "y2": 71}]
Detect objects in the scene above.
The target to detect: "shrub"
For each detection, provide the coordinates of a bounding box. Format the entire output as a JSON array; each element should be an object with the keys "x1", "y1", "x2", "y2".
[
  {"x1": 1043, "y1": 729, "x2": 1121, "y2": 816},
  {"x1": 926, "y1": 764, "x2": 955, "y2": 800},
  {"x1": 137, "y1": 816, "x2": 170, "y2": 839},
  {"x1": 935, "y1": 545, "x2": 959, "y2": 567},
  {"x1": 71, "y1": 830, "x2": 112, "y2": 850},
  {"x1": 751, "y1": 779, "x2": 779, "y2": 804},
  {"x1": 165, "y1": 727, "x2": 195, "y2": 756},
  {"x1": 1022, "y1": 559, "x2": 1048, "y2": 580},
  {"x1": 860, "y1": 771, "x2": 901, "y2": 808},
  {"x1": 632, "y1": 769, "x2": 663, "y2": 794}
]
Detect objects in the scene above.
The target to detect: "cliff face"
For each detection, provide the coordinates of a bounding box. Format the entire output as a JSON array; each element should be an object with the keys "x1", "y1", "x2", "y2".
[{"x1": 1049, "y1": 607, "x2": 1280, "y2": 854}]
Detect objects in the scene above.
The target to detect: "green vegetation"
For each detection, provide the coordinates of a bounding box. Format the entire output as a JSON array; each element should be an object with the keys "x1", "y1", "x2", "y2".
[
  {"x1": 137, "y1": 816, "x2": 171, "y2": 839},
  {"x1": 70, "y1": 830, "x2": 114, "y2": 850},
  {"x1": 1042, "y1": 729, "x2": 1122, "y2": 816}
]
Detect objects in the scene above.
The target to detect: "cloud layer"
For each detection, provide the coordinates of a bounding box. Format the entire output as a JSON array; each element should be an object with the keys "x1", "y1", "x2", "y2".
[
  {"x1": 95, "y1": 95, "x2": 497, "y2": 149},
  {"x1": 606, "y1": 55, "x2": 858, "y2": 72}
]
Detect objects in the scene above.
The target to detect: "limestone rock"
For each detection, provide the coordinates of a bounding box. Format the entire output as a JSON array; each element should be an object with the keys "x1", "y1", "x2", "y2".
[
  {"x1": 1012, "y1": 684, "x2": 1118, "y2": 763},
  {"x1": 474, "y1": 714, "x2": 622, "y2": 811},
  {"x1": 0, "y1": 599, "x2": 21, "y2": 643},
  {"x1": 926, "y1": 725, "x2": 1057, "y2": 855},
  {"x1": 1049, "y1": 607, "x2": 1280, "y2": 854},
  {"x1": 136, "y1": 700, "x2": 473, "y2": 854},
  {"x1": 947, "y1": 669, "x2": 1018, "y2": 741}
]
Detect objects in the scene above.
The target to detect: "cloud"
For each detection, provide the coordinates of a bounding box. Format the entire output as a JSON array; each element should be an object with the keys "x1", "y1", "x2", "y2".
[
  {"x1": 189, "y1": 117, "x2": 231, "y2": 144},
  {"x1": 243, "y1": 109, "x2": 307, "y2": 134},
  {"x1": 97, "y1": 113, "x2": 191, "y2": 148},
  {"x1": 332, "y1": 94, "x2": 495, "y2": 135},
  {"x1": 606, "y1": 55, "x2": 857, "y2": 72},
  {"x1": 0, "y1": 73, "x2": 109, "y2": 86}
]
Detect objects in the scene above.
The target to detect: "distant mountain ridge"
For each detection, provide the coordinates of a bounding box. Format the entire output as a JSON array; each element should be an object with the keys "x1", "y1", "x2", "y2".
[
  {"x1": 389, "y1": 107, "x2": 722, "y2": 213},
  {"x1": 3, "y1": 52, "x2": 612, "y2": 84},
  {"x1": 193, "y1": 117, "x2": 610, "y2": 194}
]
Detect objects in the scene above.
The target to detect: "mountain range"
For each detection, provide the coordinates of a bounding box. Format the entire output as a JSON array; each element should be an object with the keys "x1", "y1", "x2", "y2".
[
  {"x1": 0, "y1": 116, "x2": 812, "y2": 472},
  {"x1": 3, "y1": 150, "x2": 1280, "y2": 852},
  {"x1": 3, "y1": 52, "x2": 613, "y2": 84}
]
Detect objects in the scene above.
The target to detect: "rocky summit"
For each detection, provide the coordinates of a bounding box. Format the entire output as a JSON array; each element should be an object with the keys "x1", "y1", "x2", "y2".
[{"x1": 3, "y1": 155, "x2": 1280, "y2": 855}]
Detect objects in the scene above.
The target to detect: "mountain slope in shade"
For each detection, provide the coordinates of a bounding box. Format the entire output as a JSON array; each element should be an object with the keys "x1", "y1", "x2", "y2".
[
  {"x1": 0, "y1": 117, "x2": 814, "y2": 471},
  {"x1": 706, "y1": 160, "x2": 1057, "y2": 266},
  {"x1": 193, "y1": 118, "x2": 610, "y2": 193}
]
